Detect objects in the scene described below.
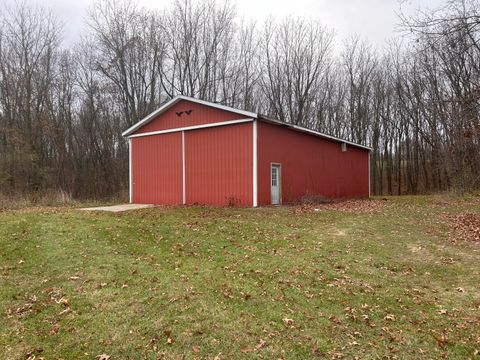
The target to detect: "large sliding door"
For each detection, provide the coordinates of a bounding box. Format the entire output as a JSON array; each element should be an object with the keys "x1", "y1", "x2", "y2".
[
  {"x1": 131, "y1": 133, "x2": 183, "y2": 204},
  {"x1": 184, "y1": 123, "x2": 253, "y2": 206}
]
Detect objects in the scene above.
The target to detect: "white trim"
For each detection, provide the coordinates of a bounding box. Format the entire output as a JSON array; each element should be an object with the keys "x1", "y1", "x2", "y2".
[
  {"x1": 122, "y1": 95, "x2": 370, "y2": 151},
  {"x1": 127, "y1": 118, "x2": 254, "y2": 138},
  {"x1": 258, "y1": 116, "x2": 372, "y2": 151},
  {"x1": 128, "y1": 138, "x2": 132, "y2": 203},
  {"x1": 176, "y1": 95, "x2": 257, "y2": 118},
  {"x1": 182, "y1": 130, "x2": 186, "y2": 205},
  {"x1": 368, "y1": 152, "x2": 371, "y2": 198},
  {"x1": 291, "y1": 124, "x2": 372, "y2": 151},
  {"x1": 252, "y1": 120, "x2": 258, "y2": 207},
  {"x1": 122, "y1": 95, "x2": 257, "y2": 136}
]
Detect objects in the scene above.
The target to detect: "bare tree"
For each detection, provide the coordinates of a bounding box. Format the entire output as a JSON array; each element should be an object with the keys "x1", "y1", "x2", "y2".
[
  {"x1": 0, "y1": 1, "x2": 61, "y2": 196},
  {"x1": 87, "y1": 0, "x2": 166, "y2": 124},
  {"x1": 259, "y1": 18, "x2": 334, "y2": 125},
  {"x1": 161, "y1": 0, "x2": 237, "y2": 102},
  {"x1": 1, "y1": 0, "x2": 479, "y2": 201}
]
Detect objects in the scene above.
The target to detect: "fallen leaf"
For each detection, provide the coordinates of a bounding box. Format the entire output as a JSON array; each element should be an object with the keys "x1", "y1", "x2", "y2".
[
  {"x1": 59, "y1": 308, "x2": 71, "y2": 316},
  {"x1": 256, "y1": 339, "x2": 267, "y2": 349},
  {"x1": 384, "y1": 314, "x2": 395, "y2": 321},
  {"x1": 311, "y1": 343, "x2": 323, "y2": 355},
  {"x1": 329, "y1": 315, "x2": 342, "y2": 324},
  {"x1": 96, "y1": 354, "x2": 110, "y2": 360},
  {"x1": 56, "y1": 298, "x2": 69, "y2": 306},
  {"x1": 49, "y1": 324, "x2": 60, "y2": 335}
]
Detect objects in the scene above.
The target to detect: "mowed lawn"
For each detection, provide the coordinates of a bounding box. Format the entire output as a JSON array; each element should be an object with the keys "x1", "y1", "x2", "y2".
[{"x1": 1, "y1": 197, "x2": 479, "y2": 359}]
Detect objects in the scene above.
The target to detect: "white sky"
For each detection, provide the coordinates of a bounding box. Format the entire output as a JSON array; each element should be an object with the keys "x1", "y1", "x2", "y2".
[{"x1": 16, "y1": 0, "x2": 446, "y2": 48}]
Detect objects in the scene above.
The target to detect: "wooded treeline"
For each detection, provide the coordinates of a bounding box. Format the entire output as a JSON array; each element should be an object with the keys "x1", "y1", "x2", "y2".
[{"x1": 0, "y1": 0, "x2": 479, "y2": 200}]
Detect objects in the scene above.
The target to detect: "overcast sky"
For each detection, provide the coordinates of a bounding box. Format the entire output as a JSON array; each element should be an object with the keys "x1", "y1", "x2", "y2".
[{"x1": 14, "y1": 0, "x2": 446, "y2": 48}]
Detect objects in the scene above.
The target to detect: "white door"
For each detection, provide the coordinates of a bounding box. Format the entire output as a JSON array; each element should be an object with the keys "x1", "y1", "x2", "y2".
[{"x1": 271, "y1": 164, "x2": 281, "y2": 205}]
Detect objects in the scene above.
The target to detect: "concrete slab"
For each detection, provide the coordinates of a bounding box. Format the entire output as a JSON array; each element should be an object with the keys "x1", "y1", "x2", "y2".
[{"x1": 79, "y1": 204, "x2": 155, "y2": 212}]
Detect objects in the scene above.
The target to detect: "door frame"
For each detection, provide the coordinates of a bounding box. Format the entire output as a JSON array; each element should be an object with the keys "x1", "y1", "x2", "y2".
[{"x1": 270, "y1": 163, "x2": 282, "y2": 205}]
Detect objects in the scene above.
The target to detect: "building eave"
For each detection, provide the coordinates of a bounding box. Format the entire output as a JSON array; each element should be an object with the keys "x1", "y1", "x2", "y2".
[{"x1": 257, "y1": 115, "x2": 372, "y2": 151}]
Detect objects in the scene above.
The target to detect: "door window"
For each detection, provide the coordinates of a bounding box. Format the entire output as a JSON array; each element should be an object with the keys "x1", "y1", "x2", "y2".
[{"x1": 271, "y1": 167, "x2": 277, "y2": 186}]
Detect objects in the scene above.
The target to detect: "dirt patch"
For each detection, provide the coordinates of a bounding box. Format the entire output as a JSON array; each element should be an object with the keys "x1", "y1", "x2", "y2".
[
  {"x1": 448, "y1": 212, "x2": 480, "y2": 243},
  {"x1": 291, "y1": 199, "x2": 388, "y2": 214}
]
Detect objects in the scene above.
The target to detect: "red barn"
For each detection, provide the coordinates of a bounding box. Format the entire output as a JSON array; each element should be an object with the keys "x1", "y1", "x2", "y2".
[{"x1": 123, "y1": 95, "x2": 371, "y2": 207}]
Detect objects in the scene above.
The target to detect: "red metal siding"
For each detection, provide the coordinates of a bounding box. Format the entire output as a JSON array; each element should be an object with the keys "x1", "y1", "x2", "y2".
[
  {"x1": 129, "y1": 98, "x2": 368, "y2": 207},
  {"x1": 133, "y1": 100, "x2": 247, "y2": 135},
  {"x1": 185, "y1": 123, "x2": 253, "y2": 206},
  {"x1": 131, "y1": 133, "x2": 182, "y2": 204},
  {"x1": 257, "y1": 121, "x2": 369, "y2": 205}
]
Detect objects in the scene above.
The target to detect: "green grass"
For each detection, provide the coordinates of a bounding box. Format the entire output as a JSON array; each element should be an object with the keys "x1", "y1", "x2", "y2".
[{"x1": 1, "y1": 196, "x2": 479, "y2": 359}]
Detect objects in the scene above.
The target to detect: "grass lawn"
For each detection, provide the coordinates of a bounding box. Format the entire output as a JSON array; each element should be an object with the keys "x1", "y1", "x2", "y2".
[{"x1": 1, "y1": 196, "x2": 479, "y2": 359}]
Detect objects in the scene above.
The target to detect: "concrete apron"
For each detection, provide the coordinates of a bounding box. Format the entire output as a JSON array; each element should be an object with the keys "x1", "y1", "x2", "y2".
[{"x1": 79, "y1": 204, "x2": 155, "y2": 212}]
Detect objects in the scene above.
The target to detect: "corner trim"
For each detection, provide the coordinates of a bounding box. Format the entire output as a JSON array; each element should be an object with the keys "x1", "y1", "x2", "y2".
[
  {"x1": 368, "y1": 152, "x2": 371, "y2": 198},
  {"x1": 128, "y1": 138, "x2": 132, "y2": 203},
  {"x1": 182, "y1": 130, "x2": 186, "y2": 205},
  {"x1": 253, "y1": 120, "x2": 258, "y2": 207}
]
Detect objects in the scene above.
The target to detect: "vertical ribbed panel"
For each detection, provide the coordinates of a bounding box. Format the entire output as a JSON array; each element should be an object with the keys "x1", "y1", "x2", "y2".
[
  {"x1": 185, "y1": 123, "x2": 253, "y2": 206},
  {"x1": 134, "y1": 100, "x2": 248, "y2": 135},
  {"x1": 132, "y1": 133, "x2": 182, "y2": 204},
  {"x1": 257, "y1": 122, "x2": 369, "y2": 205}
]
